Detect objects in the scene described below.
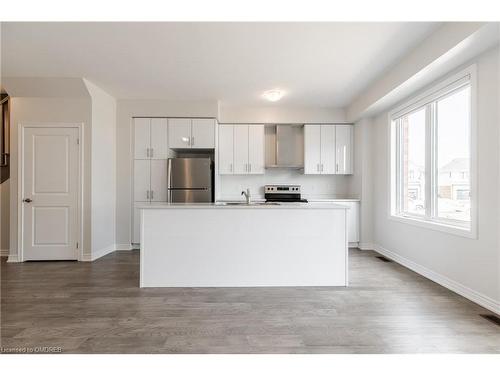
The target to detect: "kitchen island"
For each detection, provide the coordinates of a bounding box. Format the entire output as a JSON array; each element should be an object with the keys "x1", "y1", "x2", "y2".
[{"x1": 139, "y1": 203, "x2": 348, "y2": 287}]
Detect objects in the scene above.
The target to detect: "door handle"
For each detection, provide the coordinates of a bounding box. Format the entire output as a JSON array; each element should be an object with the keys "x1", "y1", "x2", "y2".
[{"x1": 23, "y1": 198, "x2": 32, "y2": 203}]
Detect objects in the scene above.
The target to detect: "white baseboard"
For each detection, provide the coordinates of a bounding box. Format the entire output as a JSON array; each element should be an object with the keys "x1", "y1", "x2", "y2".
[
  {"x1": 348, "y1": 242, "x2": 359, "y2": 248},
  {"x1": 7, "y1": 254, "x2": 19, "y2": 263},
  {"x1": 115, "y1": 243, "x2": 133, "y2": 251},
  {"x1": 82, "y1": 244, "x2": 116, "y2": 262},
  {"x1": 358, "y1": 243, "x2": 374, "y2": 250},
  {"x1": 1, "y1": 249, "x2": 10, "y2": 257},
  {"x1": 373, "y1": 244, "x2": 500, "y2": 315}
]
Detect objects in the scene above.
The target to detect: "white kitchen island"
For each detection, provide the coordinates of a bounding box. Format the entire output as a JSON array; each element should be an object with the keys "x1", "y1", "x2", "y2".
[{"x1": 139, "y1": 203, "x2": 348, "y2": 287}]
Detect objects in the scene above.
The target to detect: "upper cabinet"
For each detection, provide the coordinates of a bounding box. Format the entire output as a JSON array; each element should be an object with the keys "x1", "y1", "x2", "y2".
[
  {"x1": 168, "y1": 118, "x2": 215, "y2": 149},
  {"x1": 304, "y1": 124, "x2": 353, "y2": 175},
  {"x1": 335, "y1": 125, "x2": 353, "y2": 174},
  {"x1": 134, "y1": 118, "x2": 169, "y2": 159},
  {"x1": 218, "y1": 124, "x2": 265, "y2": 175}
]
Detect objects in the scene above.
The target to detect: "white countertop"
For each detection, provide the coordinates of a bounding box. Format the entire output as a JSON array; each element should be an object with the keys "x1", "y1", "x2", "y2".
[{"x1": 136, "y1": 202, "x2": 348, "y2": 209}]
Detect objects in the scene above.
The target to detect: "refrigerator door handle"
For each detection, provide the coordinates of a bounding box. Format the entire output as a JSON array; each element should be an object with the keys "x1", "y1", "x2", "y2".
[{"x1": 167, "y1": 159, "x2": 172, "y2": 203}]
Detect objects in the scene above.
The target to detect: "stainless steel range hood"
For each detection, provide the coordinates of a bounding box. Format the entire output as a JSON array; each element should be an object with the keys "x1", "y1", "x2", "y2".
[{"x1": 265, "y1": 124, "x2": 304, "y2": 169}]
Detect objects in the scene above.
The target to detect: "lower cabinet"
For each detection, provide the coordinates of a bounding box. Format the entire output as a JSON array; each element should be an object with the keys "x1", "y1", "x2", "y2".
[{"x1": 311, "y1": 200, "x2": 359, "y2": 244}]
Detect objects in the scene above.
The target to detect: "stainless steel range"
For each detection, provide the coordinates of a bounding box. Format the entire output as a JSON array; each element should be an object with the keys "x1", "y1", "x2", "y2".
[{"x1": 264, "y1": 185, "x2": 308, "y2": 203}]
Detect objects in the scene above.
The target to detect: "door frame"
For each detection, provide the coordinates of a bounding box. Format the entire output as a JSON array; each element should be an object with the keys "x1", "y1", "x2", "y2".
[{"x1": 17, "y1": 123, "x2": 84, "y2": 262}]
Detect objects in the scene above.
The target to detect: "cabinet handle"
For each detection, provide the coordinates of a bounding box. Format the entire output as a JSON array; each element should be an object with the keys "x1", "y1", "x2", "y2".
[
  {"x1": 321, "y1": 164, "x2": 324, "y2": 172},
  {"x1": 191, "y1": 136, "x2": 195, "y2": 146},
  {"x1": 336, "y1": 163, "x2": 339, "y2": 173},
  {"x1": 150, "y1": 148, "x2": 154, "y2": 157},
  {"x1": 151, "y1": 190, "x2": 154, "y2": 200},
  {"x1": 147, "y1": 190, "x2": 150, "y2": 200},
  {"x1": 230, "y1": 163, "x2": 233, "y2": 173},
  {"x1": 317, "y1": 163, "x2": 320, "y2": 172},
  {"x1": 146, "y1": 148, "x2": 149, "y2": 158},
  {"x1": 249, "y1": 164, "x2": 252, "y2": 173}
]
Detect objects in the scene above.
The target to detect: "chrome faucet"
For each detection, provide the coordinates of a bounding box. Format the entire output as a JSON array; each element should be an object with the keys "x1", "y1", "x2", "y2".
[{"x1": 241, "y1": 188, "x2": 251, "y2": 204}]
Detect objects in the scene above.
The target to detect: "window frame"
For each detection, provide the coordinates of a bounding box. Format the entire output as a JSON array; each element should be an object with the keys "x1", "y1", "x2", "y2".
[{"x1": 388, "y1": 65, "x2": 477, "y2": 238}]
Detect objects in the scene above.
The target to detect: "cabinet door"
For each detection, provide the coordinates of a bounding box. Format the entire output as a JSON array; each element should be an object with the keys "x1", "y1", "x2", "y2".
[
  {"x1": 168, "y1": 118, "x2": 192, "y2": 149},
  {"x1": 233, "y1": 125, "x2": 249, "y2": 174},
  {"x1": 248, "y1": 125, "x2": 265, "y2": 174},
  {"x1": 320, "y1": 125, "x2": 336, "y2": 174},
  {"x1": 134, "y1": 160, "x2": 150, "y2": 202},
  {"x1": 335, "y1": 125, "x2": 353, "y2": 174},
  {"x1": 304, "y1": 125, "x2": 321, "y2": 174},
  {"x1": 150, "y1": 118, "x2": 169, "y2": 159},
  {"x1": 346, "y1": 202, "x2": 360, "y2": 243},
  {"x1": 134, "y1": 118, "x2": 150, "y2": 159},
  {"x1": 150, "y1": 160, "x2": 168, "y2": 202},
  {"x1": 191, "y1": 119, "x2": 215, "y2": 148},
  {"x1": 218, "y1": 125, "x2": 234, "y2": 175},
  {"x1": 133, "y1": 206, "x2": 143, "y2": 244}
]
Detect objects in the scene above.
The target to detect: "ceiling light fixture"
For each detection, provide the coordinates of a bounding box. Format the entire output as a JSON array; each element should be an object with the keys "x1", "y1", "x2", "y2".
[{"x1": 262, "y1": 89, "x2": 284, "y2": 102}]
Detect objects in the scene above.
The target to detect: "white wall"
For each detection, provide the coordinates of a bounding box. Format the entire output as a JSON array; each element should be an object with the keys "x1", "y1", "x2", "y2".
[
  {"x1": 366, "y1": 47, "x2": 499, "y2": 311},
  {"x1": 115, "y1": 99, "x2": 219, "y2": 246},
  {"x1": 84, "y1": 80, "x2": 117, "y2": 257},
  {"x1": 8, "y1": 97, "x2": 92, "y2": 261},
  {"x1": 219, "y1": 105, "x2": 346, "y2": 124}
]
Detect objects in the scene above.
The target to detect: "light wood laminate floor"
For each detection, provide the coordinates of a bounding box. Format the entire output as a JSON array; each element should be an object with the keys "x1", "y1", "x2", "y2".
[{"x1": 1, "y1": 249, "x2": 499, "y2": 353}]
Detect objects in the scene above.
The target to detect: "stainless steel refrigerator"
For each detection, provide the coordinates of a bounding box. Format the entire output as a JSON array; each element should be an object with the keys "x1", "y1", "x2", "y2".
[{"x1": 167, "y1": 158, "x2": 213, "y2": 203}]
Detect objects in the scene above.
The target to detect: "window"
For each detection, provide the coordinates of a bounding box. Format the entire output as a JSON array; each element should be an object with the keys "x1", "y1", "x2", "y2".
[{"x1": 390, "y1": 67, "x2": 475, "y2": 236}]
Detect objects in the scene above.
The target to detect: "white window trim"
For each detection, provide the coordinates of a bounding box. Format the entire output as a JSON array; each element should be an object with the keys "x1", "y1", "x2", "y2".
[{"x1": 388, "y1": 64, "x2": 477, "y2": 239}]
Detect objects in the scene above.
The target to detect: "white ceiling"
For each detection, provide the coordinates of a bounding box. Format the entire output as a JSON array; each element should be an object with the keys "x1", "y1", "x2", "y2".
[{"x1": 1, "y1": 22, "x2": 442, "y2": 107}]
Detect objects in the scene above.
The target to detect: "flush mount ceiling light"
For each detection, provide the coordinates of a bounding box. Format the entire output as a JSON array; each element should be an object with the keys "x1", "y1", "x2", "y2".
[{"x1": 262, "y1": 89, "x2": 284, "y2": 102}]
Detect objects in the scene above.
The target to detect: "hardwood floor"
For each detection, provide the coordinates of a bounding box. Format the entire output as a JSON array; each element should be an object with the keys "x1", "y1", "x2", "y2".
[{"x1": 1, "y1": 249, "x2": 499, "y2": 353}]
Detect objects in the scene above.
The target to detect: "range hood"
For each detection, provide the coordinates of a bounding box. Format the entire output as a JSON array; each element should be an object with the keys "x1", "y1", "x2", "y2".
[{"x1": 265, "y1": 124, "x2": 304, "y2": 169}]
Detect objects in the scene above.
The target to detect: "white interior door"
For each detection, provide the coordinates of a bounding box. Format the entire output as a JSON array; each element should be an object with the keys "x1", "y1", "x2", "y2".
[
  {"x1": 218, "y1": 125, "x2": 234, "y2": 175},
  {"x1": 248, "y1": 125, "x2": 264, "y2": 174},
  {"x1": 304, "y1": 125, "x2": 321, "y2": 174},
  {"x1": 150, "y1": 118, "x2": 169, "y2": 159},
  {"x1": 335, "y1": 125, "x2": 353, "y2": 174},
  {"x1": 320, "y1": 125, "x2": 336, "y2": 174},
  {"x1": 191, "y1": 119, "x2": 215, "y2": 148},
  {"x1": 233, "y1": 125, "x2": 249, "y2": 174},
  {"x1": 150, "y1": 160, "x2": 168, "y2": 202},
  {"x1": 168, "y1": 118, "x2": 192, "y2": 149},
  {"x1": 134, "y1": 118, "x2": 151, "y2": 159},
  {"x1": 22, "y1": 126, "x2": 80, "y2": 260},
  {"x1": 134, "y1": 160, "x2": 151, "y2": 202}
]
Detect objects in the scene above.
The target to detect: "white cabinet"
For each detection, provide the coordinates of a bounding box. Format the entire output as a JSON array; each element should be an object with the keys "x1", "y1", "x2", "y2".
[
  {"x1": 218, "y1": 124, "x2": 264, "y2": 175},
  {"x1": 304, "y1": 125, "x2": 321, "y2": 174},
  {"x1": 134, "y1": 118, "x2": 151, "y2": 159},
  {"x1": 320, "y1": 125, "x2": 336, "y2": 174},
  {"x1": 192, "y1": 119, "x2": 215, "y2": 148},
  {"x1": 248, "y1": 125, "x2": 265, "y2": 174},
  {"x1": 345, "y1": 201, "x2": 360, "y2": 243},
  {"x1": 134, "y1": 118, "x2": 169, "y2": 159},
  {"x1": 133, "y1": 118, "x2": 171, "y2": 244},
  {"x1": 218, "y1": 125, "x2": 234, "y2": 174},
  {"x1": 150, "y1": 118, "x2": 169, "y2": 159},
  {"x1": 233, "y1": 125, "x2": 249, "y2": 174},
  {"x1": 150, "y1": 160, "x2": 168, "y2": 202},
  {"x1": 134, "y1": 160, "x2": 150, "y2": 202},
  {"x1": 169, "y1": 118, "x2": 215, "y2": 149},
  {"x1": 335, "y1": 125, "x2": 353, "y2": 174},
  {"x1": 304, "y1": 124, "x2": 353, "y2": 175},
  {"x1": 168, "y1": 118, "x2": 192, "y2": 149}
]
